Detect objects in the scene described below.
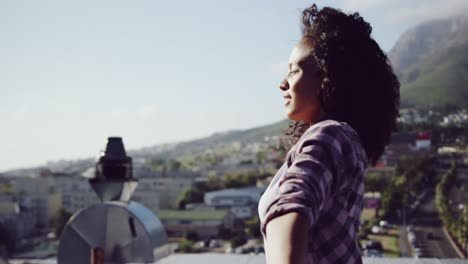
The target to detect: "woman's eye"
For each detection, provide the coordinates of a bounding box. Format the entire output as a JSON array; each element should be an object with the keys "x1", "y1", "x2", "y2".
[{"x1": 288, "y1": 70, "x2": 299, "y2": 76}]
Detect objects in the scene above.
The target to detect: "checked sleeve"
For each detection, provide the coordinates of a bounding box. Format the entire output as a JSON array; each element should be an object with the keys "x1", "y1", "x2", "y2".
[{"x1": 261, "y1": 124, "x2": 346, "y2": 236}]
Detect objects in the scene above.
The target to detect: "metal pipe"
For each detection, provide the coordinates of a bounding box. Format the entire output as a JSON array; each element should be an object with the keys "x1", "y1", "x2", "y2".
[{"x1": 91, "y1": 247, "x2": 104, "y2": 264}]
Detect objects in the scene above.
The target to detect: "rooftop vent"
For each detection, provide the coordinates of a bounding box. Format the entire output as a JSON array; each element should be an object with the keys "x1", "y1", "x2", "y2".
[{"x1": 57, "y1": 137, "x2": 168, "y2": 264}]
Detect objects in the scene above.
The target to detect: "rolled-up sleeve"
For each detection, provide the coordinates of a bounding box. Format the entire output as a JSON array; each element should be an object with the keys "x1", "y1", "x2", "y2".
[{"x1": 261, "y1": 125, "x2": 344, "y2": 236}]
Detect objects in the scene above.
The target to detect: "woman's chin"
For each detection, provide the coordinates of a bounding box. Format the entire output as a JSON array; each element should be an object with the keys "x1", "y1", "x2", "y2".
[{"x1": 286, "y1": 112, "x2": 300, "y2": 121}]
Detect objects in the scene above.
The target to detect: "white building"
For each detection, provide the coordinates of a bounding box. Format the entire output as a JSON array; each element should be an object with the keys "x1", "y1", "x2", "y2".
[
  {"x1": 132, "y1": 178, "x2": 161, "y2": 212},
  {"x1": 55, "y1": 171, "x2": 193, "y2": 213},
  {"x1": 55, "y1": 175, "x2": 162, "y2": 213},
  {"x1": 13, "y1": 177, "x2": 62, "y2": 227},
  {"x1": 204, "y1": 187, "x2": 265, "y2": 207},
  {"x1": 136, "y1": 176, "x2": 193, "y2": 209},
  {"x1": 204, "y1": 187, "x2": 266, "y2": 219},
  {"x1": 54, "y1": 176, "x2": 100, "y2": 214},
  {"x1": 156, "y1": 210, "x2": 237, "y2": 239}
]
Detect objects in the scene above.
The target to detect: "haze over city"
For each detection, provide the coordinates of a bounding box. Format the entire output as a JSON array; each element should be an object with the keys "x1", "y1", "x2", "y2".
[{"x1": 2, "y1": 0, "x2": 468, "y2": 171}]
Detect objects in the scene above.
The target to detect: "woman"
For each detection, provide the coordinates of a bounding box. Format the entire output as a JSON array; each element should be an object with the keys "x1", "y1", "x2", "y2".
[{"x1": 258, "y1": 4, "x2": 399, "y2": 264}]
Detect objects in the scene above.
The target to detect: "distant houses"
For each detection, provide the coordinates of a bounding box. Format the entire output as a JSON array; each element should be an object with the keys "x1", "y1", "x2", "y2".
[
  {"x1": 377, "y1": 131, "x2": 432, "y2": 167},
  {"x1": 0, "y1": 201, "x2": 35, "y2": 243},
  {"x1": 155, "y1": 186, "x2": 266, "y2": 239},
  {"x1": 12, "y1": 177, "x2": 62, "y2": 228},
  {"x1": 155, "y1": 210, "x2": 238, "y2": 239},
  {"x1": 204, "y1": 187, "x2": 265, "y2": 219}
]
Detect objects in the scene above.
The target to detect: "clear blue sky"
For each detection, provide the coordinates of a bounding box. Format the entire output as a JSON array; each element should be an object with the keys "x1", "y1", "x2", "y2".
[{"x1": 1, "y1": 0, "x2": 467, "y2": 172}]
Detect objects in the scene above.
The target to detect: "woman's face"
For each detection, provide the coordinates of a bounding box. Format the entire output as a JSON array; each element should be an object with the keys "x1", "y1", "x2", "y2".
[{"x1": 280, "y1": 41, "x2": 323, "y2": 124}]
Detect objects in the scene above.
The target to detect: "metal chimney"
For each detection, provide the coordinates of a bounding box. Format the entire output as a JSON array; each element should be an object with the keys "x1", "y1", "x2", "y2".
[
  {"x1": 57, "y1": 137, "x2": 169, "y2": 264},
  {"x1": 90, "y1": 137, "x2": 137, "y2": 202}
]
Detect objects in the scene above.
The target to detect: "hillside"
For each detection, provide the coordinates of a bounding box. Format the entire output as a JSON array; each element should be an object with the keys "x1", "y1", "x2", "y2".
[
  {"x1": 388, "y1": 16, "x2": 468, "y2": 108},
  {"x1": 153, "y1": 119, "x2": 290, "y2": 158}
]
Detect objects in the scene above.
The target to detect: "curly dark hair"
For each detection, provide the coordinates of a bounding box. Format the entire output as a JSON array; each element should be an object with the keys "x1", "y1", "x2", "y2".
[{"x1": 281, "y1": 4, "x2": 400, "y2": 166}]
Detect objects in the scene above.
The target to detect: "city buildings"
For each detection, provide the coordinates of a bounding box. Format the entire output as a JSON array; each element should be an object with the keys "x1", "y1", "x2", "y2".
[
  {"x1": 156, "y1": 210, "x2": 237, "y2": 239},
  {"x1": 204, "y1": 187, "x2": 265, "y2": 219},
  {"x1": 54, "y1": 175, "x2": 99, "y2": 214},
  {"x1": 0, "y1": 202, "x2": 35, "y2": 241},
  {"x1": 137, "y1": 173, "x2": 194, "y2": 210},
  {"x1": 12, "y1": 177, "x2": 62, "y2": 228}
]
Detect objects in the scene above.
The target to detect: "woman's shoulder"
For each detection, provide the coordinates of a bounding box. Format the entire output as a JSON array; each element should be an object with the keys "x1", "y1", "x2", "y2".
[
  {"x1": 291, "y1": 119, "x2": 365, "y2": 161},
  {"x1": 288, "y1": 119, "x2": 367, "y2": 177}
]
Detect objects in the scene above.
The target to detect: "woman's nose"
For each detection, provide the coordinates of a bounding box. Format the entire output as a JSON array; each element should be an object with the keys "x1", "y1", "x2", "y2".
[{"x1": 279, "y1": 79, "x2": 288, "y2": 91}]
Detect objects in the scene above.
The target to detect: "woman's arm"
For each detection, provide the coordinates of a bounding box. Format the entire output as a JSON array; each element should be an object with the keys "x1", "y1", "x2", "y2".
[
  {"x1": 265, "y1": 212, "x2": 309, "y2": 264},
  {"x1": 262, "y1": 123, "x2": 349, "y2": 263}
]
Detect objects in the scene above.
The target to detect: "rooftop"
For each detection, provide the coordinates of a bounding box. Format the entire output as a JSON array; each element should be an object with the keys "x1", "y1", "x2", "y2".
[
  {"x1": 205, "y1": 186, "x2": 266, "y2": 196},
  {"x1": 156, "y1": 210, "x2": 229, "y2": 221}
]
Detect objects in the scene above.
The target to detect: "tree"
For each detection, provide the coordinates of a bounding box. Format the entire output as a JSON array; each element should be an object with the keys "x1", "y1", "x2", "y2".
[
  {"x1": 245, "y1": 217, "x2": 261, "y2": 238},
  {"x1": 224, "y1": 174, "x2": 244, "y2": 189},
  {"x1": 178, "y1": 239, "x2": 194, "y2": 253},
  {"x1": 54, "y1": 208, "x2": 72, "y2": 239},
  {"x1": 381, "y1": 182, "x2": 404, "y2": 220},
  {"x1": 224, "y1": 172, "x2": 257, "y2": 189},
  {"x1": 168, "y1": 159, "x2": 182, "y2": 170},
  {"x1": 230, "y1": 233, "x2": 247, "y2": 248},
  {"x1": 197, "y1": 176, "x2": 223, "y2": 192},
  {"x1": 435, "y1": 162, "x2": 465, "y2": 247},
  {"x1": 218, "y1": 226, "x2": 233, "y2": 239},
  {"x1": 256, "y1": 150, "x2": 266, "y2": 164},
  {"x1": 240, "y1": 173, "x2": 257, "y2": 186},
  {"x1": 176, "y1": 187, "x2": 204, "y2": 209},
  {"x1": 184, "y1": 230, "x2": 199, "y2": 242},
  {"x1": 364, "y1": 174, "x2": 387, "y2": 193}
]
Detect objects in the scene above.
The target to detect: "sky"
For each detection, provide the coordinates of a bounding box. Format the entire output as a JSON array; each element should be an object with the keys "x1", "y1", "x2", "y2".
[{"x1": 1, "y1": 0, "x2": 468, "y2": 172}]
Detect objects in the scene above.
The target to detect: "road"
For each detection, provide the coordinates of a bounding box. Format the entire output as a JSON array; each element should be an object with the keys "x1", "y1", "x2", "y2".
[{"x1": 408, "y1": 188, "x2": 461, "y2": 258}]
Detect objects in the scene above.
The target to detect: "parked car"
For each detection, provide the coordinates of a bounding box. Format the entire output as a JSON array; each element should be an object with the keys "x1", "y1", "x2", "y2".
[
  {"x1": 413, "y1": 247, "x2": 425, "y2": 255},
  {"x1": 255, "y1": 246, "x2": 265, "y2": 254},
  {"x1": 234, "y1": 247, "x2": 245, "y2": 254},
  {"x1": 371, "y1": 225, "x2": 387, "y2": 234},
  {"x1": 199, "y1": 239, "x2": 210, "y2": 248},
  {"x1": 379, "y1": 220, "x2": 391, "y2": 229},
  {"x1": 426, "y1": 231, "x2": 433, "y2": 240},
  {"x1": 173, "y1": 244, "x2": 180, "y2": 253},
  {"x1": 406, "y1": 225, "x2": 414, "y2": 232},
  {"x1": 364, "y1": 240, "x2": 383, "y2": 251},
  {"x1": 244, "y1": 246, "x2": 256, "y2": 254},
  {"x1": 209, "y1": 240, "x2": 220, "y2": 248},
  {"x1": 414, "y1": 249, "x2": 430, "y2": 259},
  {"x1": 360, "y1": 220, "x2": 369, "y2": 227},
  {"x1": 407, "y1": 231, "x2": 416, "y2": 244},
  {"x1": 365, "y1": 249, "x2": 383, "y2": 258}
]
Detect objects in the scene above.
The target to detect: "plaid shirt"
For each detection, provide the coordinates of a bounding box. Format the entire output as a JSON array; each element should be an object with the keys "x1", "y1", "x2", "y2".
[{"x1": 258, "y1": 120, "x2": 367, "y2": 263}]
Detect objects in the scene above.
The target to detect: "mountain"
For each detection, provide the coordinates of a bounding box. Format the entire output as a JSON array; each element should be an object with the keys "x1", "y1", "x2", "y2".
[
  {"x1": 142, "y1": 119, "x2": 290, "y2": 159},
  {"x1": 1, "y1": 119, "x2": 291, "y2": 175},
  {"x1": 388, "y1": 16, "x2": 468, "y2": 108}
]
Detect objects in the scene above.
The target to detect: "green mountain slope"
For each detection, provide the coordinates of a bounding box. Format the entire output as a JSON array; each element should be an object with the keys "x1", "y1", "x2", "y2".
[
  {"x1": 388, "y1": 16, "x2": 468, "y2": 108},
  {"x1": 170, "y1": 119, "x2": 290, "y2": 155},
  {"x1": 399, "y1": 42, "x2": 468, "y2": 107},
  {"x1": 133, "y1": 119, "x2": 291, "y2": 160}
]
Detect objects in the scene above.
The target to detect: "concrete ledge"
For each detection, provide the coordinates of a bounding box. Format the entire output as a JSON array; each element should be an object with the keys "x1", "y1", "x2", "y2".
[{"x1": 8, "y1": 255, "x2": 466, "y2": 264}]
